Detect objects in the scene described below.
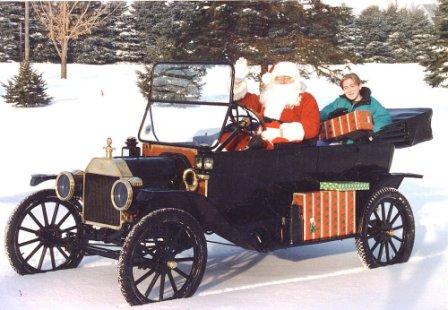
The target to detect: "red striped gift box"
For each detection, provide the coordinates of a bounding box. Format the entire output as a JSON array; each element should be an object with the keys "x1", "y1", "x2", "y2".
[
  {"x1": 319, "y1": 110, "x2": 373, "y2": 141},
  {"x1": 292, "y1": 191, "x2": 357, "y2": 241}
]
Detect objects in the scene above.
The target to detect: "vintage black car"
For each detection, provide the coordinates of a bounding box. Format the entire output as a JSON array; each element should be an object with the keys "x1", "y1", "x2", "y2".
[{"x1": 5, "y1": 62, "x2": 433, "y2": 305}]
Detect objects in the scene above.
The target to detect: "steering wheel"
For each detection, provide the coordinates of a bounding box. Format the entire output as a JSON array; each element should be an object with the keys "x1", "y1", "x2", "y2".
[
  {"x1": 217, "y1": 105, "x2": 265, "y2": 151},
  {"x1": 228, "y1": 105, "x2": 264, "y2": 135}
]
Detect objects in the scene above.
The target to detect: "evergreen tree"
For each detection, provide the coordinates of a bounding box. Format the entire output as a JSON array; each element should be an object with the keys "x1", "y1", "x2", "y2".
[
  {"x1": 422, "y1": 0, "x2": 448, "y2": 87},
  {"x1": 357, "y1": 6, "x2": 391, "y2": 62},
  {"x1": 176, "y1": 1, "x2": 356, "y2": 79},
  {"x1": 114, "y1": 4, "x2": 142, "y2": 62},
  {"x1": 72, "y1": 2, "x2": 127, "y2": 64},
  {"x1": 408, "y1": 9, "x2": 434, "y2": 62},
  {"x1": 0, "y1": 2, "x2": 24, "y2": 62},
  {"x1": 1, "y1": 61, "x2": 52, "y2": 107}
]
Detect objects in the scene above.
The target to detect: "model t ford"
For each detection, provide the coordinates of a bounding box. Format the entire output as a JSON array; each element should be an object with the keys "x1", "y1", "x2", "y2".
[{"x1": 5, "y1": 62, "x2": 433, "y2": 305}]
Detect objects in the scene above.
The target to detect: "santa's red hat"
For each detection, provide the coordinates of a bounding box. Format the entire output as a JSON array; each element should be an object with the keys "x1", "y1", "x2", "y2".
[{"x1": 261, "y1": 61, "x2": 304, "y2": 88}]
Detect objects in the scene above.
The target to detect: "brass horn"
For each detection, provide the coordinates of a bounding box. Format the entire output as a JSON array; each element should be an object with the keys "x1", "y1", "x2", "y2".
[{"x1": 182, "y1": 168, "x2": 198, "y2": 192}]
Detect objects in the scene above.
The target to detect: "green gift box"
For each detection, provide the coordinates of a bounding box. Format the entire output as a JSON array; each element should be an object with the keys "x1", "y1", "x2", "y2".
[{"x1": 320, "y1": 181, "x2": 370, "y2": 191}]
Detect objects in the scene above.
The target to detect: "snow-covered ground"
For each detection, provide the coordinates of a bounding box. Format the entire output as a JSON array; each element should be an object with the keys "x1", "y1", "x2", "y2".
[{"x1": 0, "y1": 63, "x2": 446, "y2": 309}]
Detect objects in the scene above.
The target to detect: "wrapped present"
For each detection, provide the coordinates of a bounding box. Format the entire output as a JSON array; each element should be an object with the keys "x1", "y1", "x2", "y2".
[
  {"x1": 320, "y1": 181, "x2": 369, "y2": 191},
  {"x1": 319, "y1": 110, "x2": 373, "y2": 141},
  {"x1": 292, "y1": 191, "x2": 356, "y2": 241}
]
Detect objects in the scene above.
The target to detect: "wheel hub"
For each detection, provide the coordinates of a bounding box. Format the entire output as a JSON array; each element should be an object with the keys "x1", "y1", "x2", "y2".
[
  {"x1": 167, "y1": 260, "x2": 177, "y2": 269},
  {"x1": 37, "y1": 225, "x2": 62, "y2": 247},
  {"x1": 151, "y1": 246, "x2": 176, "y2": 272}
]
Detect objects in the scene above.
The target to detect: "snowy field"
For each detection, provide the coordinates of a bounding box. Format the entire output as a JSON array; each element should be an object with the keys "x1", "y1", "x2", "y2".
[{"x1": 0, "y1": 63, "x2": 447, "y2": 309}]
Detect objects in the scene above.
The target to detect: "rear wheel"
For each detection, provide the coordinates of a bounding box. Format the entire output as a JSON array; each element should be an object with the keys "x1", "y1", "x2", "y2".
[
  {"x1": 356, "y1": 187, "x2": 415, "y2": 268},
  {"x1": 118, "y1": 208, "x2": 207, "y2": 305},
  {"x1": 5, "y1": 189, "x2": 85, "y2": 274}
]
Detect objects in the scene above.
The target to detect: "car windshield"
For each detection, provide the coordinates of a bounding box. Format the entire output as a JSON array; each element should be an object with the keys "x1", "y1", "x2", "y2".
[
  {"x1": 139, "y1": 103, "x2": 230, "y2": 147},
  {"x1": 151, "y1": 63, "x2": 233, "y2": 104}
]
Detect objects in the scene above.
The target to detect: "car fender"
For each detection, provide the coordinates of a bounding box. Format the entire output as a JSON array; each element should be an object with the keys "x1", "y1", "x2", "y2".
[
  {"x1": 135, "y1": 188, "x2": 255, "y2": 250},
  {"x1": 30, "y1": 174, "x2": 57, "y2": 186},
  {"x1": 371, "y1": 172, "x2": 423, "y2": 190}
]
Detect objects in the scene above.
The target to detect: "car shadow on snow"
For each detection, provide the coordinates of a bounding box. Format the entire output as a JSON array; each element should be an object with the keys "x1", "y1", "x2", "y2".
[{"x1": 198, "y1": 181, "x2": 447, "y2": 296}]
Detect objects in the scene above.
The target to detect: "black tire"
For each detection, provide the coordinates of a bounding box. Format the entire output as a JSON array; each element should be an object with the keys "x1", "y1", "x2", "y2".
[
  {"x1": 118, "y1": 208, "x2": 207, "y2": 305},
  {"x1": 356, "y1": 187, "x2": 415, "y2": 268},
  {"x1": 5, "y1": 189, "x2": 85, "y2": 275}
]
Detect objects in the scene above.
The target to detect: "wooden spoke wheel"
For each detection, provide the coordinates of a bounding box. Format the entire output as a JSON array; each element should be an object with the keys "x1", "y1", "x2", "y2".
[
  {"x1": 118, "y1": 208, "x2": 207, "y2": 305},
  {"x1": 5, "y1": 189, "x2": 85, "y2": 274},
  {"x1": 356, "y1": 187, "x2": 415, "y2": 268}
]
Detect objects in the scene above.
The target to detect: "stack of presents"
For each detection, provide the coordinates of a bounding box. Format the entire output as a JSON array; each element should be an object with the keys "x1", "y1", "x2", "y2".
[{"x1": 289, "y1": 111, "x2": 373, "y2": 242}]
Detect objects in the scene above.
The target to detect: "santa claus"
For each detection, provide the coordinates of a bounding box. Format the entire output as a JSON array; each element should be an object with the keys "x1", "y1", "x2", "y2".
[{"x1": 230, "y1": 58, "x2": 320, "y2": 150}]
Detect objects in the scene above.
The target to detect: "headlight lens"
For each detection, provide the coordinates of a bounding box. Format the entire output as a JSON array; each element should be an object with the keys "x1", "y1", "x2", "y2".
[
  {"x1": 111, "y1": 180, "x2": 133, "y2": 211},
  {"x1": 203, "y1": 157, "x2": 214, "y2": 170},
  {"x1": 195, "y1": 156, "x2": 203, "y2": 169},
  {"x1": 55, "y1": 172, "x2": 75, "y2": 201}
]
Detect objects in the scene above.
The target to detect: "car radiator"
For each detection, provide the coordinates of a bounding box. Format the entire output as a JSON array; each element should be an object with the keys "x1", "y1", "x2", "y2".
[{"x1": 83, "y1": 173, "x2": 121, "y2": 228}]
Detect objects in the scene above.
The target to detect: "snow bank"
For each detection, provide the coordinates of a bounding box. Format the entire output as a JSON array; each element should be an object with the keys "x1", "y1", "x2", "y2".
[{"x1": 0, "y1": 63, "x2": 446, "y2": 309}]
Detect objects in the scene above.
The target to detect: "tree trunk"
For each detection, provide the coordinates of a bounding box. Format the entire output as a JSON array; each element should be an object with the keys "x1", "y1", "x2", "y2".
[
  {"x1": 61, "y1": 40, "x2": 68, "y2": 79},
  {"x1": 24, "y1": 1, "x2": 30, "y2": 62}
]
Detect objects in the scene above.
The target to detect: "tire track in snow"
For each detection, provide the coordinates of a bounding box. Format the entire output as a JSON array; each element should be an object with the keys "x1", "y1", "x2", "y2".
[{"x1": 199, "y1": 251, "x2": 447, "y2": 297}]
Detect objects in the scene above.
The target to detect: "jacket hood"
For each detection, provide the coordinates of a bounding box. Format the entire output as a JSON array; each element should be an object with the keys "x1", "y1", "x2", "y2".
[{"x1": 340, "y1": 87, "x2": 371, "y2": 105}]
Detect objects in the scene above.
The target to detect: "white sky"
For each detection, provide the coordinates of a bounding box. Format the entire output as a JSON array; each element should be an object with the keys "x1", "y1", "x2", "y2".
[{"x1": 322, "y1": 0, "x2": 437, "y2": 14}]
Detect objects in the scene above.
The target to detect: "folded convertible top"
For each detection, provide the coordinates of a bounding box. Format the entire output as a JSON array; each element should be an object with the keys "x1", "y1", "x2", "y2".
[{"x1": 374, "y1": 108, "x2": 433, "y2": 148}]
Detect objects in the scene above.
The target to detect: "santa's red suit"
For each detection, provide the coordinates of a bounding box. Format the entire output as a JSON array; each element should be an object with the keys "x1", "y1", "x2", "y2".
[
  {"x1": 221, "y1": 59, "x2": 320, "y2": 151},
  {"x1": 239, "y1": 91, "x2": 320, "y2": 149}
]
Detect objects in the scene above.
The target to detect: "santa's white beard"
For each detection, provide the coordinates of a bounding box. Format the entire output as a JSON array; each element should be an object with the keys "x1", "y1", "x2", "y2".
[{"x1": 260, "y1": 82, "x2": 302, "y2": 120}]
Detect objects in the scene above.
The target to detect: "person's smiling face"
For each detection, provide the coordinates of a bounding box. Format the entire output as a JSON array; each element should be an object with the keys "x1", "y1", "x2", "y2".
[{"x1": 342, "y1": 78, "x2": 362, "y2": 101}]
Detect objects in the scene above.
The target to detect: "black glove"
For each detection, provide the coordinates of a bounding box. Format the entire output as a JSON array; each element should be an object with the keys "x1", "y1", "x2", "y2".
[
  {"x1": 327, "y1": 108, "x2": 349, "y2": 119},
  {"x1": 248, "y1": 135, "x2": 267, "y2": 150}
]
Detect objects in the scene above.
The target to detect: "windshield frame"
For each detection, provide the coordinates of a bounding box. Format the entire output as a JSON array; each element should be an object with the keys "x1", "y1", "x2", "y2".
[{"x1": 138, "y1": 61, "x2": 237, "y2": 151}]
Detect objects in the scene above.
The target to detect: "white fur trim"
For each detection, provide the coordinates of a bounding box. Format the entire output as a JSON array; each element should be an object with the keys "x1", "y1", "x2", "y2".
[
  {"x1": 261, "y1": 127, "x2": 281, "y2": 142},
  {"x1": 233, "y1": 79, "x2": 247, "y2": 101},
  {"x1": 261, "y1": 72, "x2": 272, "y2": 85},
  {"x1": 234, "y1": 57, "x2": 249, "y2": 80},
  {"x1": 271, "y1": 62, "x2": 300, "y2": 80},
  {"x1": 280, "y1": 122, "x2": 304, "y2": 141}
]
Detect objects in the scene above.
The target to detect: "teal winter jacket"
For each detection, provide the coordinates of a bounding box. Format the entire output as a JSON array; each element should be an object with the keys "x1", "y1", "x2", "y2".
[{"x1": 320, "y1": 87, "x2": 392, "y2": 133}]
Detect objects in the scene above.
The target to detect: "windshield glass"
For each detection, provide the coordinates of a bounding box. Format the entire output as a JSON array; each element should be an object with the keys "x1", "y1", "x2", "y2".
[
  {"x1": 139, "y1": 103, "x2": 229, "y2": 147},
  {"x1": 151, "y1": 63, "x2": 232, "y2": 104}
]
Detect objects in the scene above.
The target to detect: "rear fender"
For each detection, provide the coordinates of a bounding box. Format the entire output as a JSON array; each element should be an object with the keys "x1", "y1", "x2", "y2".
[
  {"x1": 371, "y1": 173, "x2": 423, "y2": 191},
  {"x1": 356, "y1": 172, "x2": 422, "y2": 222}
]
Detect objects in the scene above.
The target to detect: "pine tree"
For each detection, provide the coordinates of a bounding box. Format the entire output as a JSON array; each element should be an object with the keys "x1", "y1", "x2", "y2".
[
  {"x1": 0, "y1": 2, "x2": 24, "y2": 62},
  {"x1": 1, "y1": 61, "x2": 52, "y2": 107},
  {"x1": 114, "y1": 4, "x2": 142, "y2": 62},
  {"x1": 421, "y1": 0, "x2": 448, "y2": 87},
  {"x1": 72, "y1": 2, "x2": 126, "y2": 64},
  {"x1": 408, "y1": 9, "x2": 434, "y2": 62},
  {"x1": 357, "y1": 6, "x2": 391, "y2": 62}
]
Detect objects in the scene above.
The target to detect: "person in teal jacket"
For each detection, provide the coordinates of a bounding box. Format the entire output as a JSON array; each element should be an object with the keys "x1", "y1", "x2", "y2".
[{"x1": 321, "y1": 73, "x2": 392, "y2": 133}]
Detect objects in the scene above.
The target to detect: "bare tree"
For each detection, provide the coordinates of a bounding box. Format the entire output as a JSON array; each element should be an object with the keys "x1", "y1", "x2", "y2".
[
  {"x1": 25, "y1": 1, "x2": 30, "y2": 62},
  {"x1": 32, "y1": 1, "x2": 111, "y2": 79}
]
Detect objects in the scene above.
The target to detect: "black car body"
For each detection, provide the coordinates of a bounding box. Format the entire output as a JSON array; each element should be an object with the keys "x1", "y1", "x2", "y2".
[{"x1": 5, "y1": 62, "x2": 433, "y2": 305}]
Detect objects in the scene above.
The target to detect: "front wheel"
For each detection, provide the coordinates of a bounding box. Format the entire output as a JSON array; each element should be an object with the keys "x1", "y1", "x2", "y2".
[
  {"x1": 356, "y1": 187, "x2": 415, "y2": 268},
  {"x1": 118, "y1": 208, "x2": 207, "y2": 305},
  {"x1": 5, "y1": 189, "x2": 85, "y2": 275}
]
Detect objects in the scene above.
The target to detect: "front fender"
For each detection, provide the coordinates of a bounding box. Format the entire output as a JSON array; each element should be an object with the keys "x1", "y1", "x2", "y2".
[
  {"x1": 135, "y1": 189, "x2": 255, "y2": 250},
  {"x1": 30, "y1": 174, "x2": 57, "y2": 186}
]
